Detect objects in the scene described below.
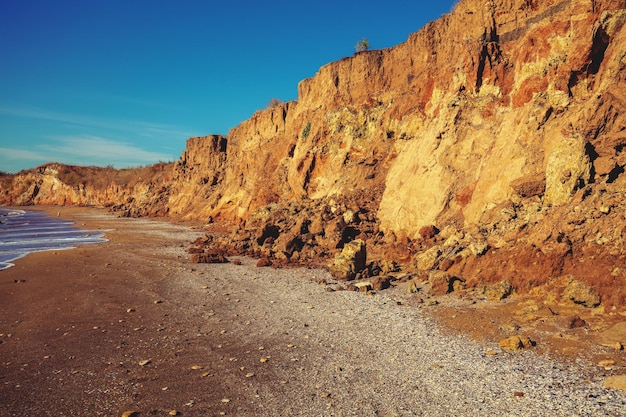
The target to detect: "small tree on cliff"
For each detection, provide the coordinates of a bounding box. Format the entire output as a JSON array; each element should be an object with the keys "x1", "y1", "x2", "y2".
[
  {"x1": 267, "y1": 98, "x2": 283, "y2": 108},
  {"x1": 355, "y1": 38, "x2": 369, "y2": 53}
]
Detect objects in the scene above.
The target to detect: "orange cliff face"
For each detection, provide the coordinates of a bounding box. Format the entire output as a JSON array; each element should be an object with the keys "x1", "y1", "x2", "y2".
[
  {"x1": 160, "y1": 0, "x2": 626, "y2": 232},
  {"x1": 3, "y1": 0, "x2": 626, "y2": 306},
  {"x1": 3, "y1": 0, "x2": 625, "y2": 232}
]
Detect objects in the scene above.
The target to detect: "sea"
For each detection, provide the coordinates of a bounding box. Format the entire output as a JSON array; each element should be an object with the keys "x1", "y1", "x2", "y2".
[{"x1": 0, "y1": 208, "x2": 108, "y2": 270}]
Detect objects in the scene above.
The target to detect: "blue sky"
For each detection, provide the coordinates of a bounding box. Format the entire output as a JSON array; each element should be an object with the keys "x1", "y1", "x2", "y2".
[{"x1": 0, "y1": 1, "x2": 456, "y2": 173}]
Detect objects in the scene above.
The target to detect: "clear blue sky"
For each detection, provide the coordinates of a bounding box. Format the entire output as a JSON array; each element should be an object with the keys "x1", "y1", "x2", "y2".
[{"x1": 0, "y1": 0, "x2": 456, "y2": 173}]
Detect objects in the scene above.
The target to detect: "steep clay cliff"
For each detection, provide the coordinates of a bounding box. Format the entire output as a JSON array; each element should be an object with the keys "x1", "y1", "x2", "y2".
[
  {"x1": 164, "y1": 0, "x2": 626, "y2": 231},
  {"x1": 3, "y1": 0, "x2": 626, "y2": 307}
]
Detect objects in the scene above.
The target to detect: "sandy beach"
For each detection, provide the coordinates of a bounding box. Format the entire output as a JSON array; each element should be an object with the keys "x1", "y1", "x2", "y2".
[{"x1": 1, "y1": 207, "x2": 625, "y2": 416}]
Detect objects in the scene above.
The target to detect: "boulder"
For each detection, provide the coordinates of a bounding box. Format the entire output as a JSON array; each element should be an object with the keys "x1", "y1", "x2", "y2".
[
  {"x1": 595, "y1": 321, "x2": 626, "y2": 348},
  {"x1": 419, "y1": 225, "x2": 439, "y2": 239},
  {"x1": 308, "y1": 216, "x2": 325, "y2": 235},
  {"x1": 371, "y1": 275, "x2": 392, "y2": 291},
  {"x1": 406, "y1": 278, "x2": 422, "y2": 294},
  {"x1": 190, "y1": 249, "x2": 228, "y2": 264},
  {"x1": 544, "y1": 134, "x2": 591, "y2": 206},
  {"x1": 562, "y1": 315, "x2": 587, "y2": 329},
  {"x1": 354, "y1": 281, "x2": 372, "y2": 292},
  {"x1": 594, "y1": 156, "x2": 617, "y2": 177},
  {"x1": 563, "y1": 278, "x2": 601, "y2": 308},
  {"x1": 273, "y1": 231, "x2": 303, "y2": 258},
  {"x1": 603, "y1": 375, "x2": 626, "y2": 390},
  {"x1": 429, "y1": 271, "x2": 465, "y2": 296},
  {"x1": 498, "y1": 335, "x2": 534, "y2": 351},
  {"x1": 342, "y1": 209, "x2": 359, "y2": 224},
  {"x1": 329, "y1": 239, "x2": 366, "y2": 280},
  {"x1": 483, "y1": 280, "x2": 513, "y2": 301},
  {"x1": 415, "y1": 246, "x2": 442, "y2": 271},
  {"x1": 256, "y1": 257, "x2": 272, "y2": 267}
]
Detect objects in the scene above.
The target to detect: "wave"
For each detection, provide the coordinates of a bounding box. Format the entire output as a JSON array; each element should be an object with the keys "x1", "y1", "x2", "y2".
[{"x1": 0, "y1": 209, "x2": 108, "y2": 270}]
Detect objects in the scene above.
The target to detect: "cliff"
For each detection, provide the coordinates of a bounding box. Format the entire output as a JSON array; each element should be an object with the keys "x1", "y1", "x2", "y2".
[{"x1": 2, "y1": 0, "x2": 626, "y2": 308}]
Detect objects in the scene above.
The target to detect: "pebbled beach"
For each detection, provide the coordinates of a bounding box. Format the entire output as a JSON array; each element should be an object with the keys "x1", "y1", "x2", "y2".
[{"x1": 1, "y1": 207, "x2": 625, "y2": 416}]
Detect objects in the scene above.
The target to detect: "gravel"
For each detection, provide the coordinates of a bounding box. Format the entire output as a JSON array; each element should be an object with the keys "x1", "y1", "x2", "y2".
[
  {"x1": 7, "y1": 209, "x2": 623, "y2": 416},
  {"x1": 167, "y1": 256, "x2": 626, "y2": 417}
]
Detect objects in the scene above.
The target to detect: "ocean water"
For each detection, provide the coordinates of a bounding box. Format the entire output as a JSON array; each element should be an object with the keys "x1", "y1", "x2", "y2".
[{"x1": 0, "y1": 208, "x2": 108, "y2": 270}]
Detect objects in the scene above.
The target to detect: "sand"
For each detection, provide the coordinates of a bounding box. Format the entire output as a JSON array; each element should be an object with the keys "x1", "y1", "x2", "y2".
[{"x1": 1, "y1": 207, "x2": 625, "y2": 416}]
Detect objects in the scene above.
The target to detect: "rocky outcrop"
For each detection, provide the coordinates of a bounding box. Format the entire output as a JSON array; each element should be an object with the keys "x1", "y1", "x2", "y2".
[
  {"x1": 2, "y1": 0, "x2": 626, "y2": 308},
  {"x1": 0, "y1": 163, "x2": 174, "y2": 216}
]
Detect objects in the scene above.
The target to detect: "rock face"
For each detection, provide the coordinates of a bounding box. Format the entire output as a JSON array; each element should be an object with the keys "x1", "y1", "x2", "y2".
[{"x1": 2, "y1": 0, "x2": 626, "y2": 307}]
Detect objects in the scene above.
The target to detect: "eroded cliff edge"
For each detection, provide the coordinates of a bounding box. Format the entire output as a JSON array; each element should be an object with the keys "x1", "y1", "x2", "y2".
[{"x1": 3, "y1": 0, "x2": 626, "y2": 309}]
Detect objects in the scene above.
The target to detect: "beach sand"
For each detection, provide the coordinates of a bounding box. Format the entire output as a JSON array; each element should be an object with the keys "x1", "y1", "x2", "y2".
[{"x1": 1, "y1": 207, "x2": 625, "y2": 416}]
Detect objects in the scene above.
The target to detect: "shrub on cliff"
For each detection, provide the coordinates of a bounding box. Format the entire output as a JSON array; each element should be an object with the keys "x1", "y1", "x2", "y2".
[
  {"x1": 355, "y1": 38, "x2": 369, "y2": 53},
  {"x1": 302, "y1": 122, "x2": 311, "y2": 139},
  {"x1": 267, "y1": 98, "x2": 283, "y2": 108}
]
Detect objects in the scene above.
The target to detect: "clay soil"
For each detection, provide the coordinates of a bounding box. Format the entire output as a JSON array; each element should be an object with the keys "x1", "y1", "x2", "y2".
[{"x1": 1, "y1": 207, "x2": 625, "y2": 416}]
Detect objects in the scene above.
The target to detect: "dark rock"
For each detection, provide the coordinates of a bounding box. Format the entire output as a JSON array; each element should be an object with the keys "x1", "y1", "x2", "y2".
[
  {"x1": 563, "y1": 315, "x2": 587, "y2": 329},
  {"x1": 191, "y1": 249, "x2": 229, "y2": 264},
  {"x1": 371, "y1": 275, "x2": 392, "y2": 291},
  {"x1": 419, "y1": 225, "x2": 439, "y2": 239},
  {"x1": 256, "y1": 257, "x2": 272, "y2": 267}
]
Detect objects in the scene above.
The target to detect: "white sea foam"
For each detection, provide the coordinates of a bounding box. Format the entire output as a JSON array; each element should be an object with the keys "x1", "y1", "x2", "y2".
[{"x1": 0, "y1": 208, "x2": 107, "y2": 270}]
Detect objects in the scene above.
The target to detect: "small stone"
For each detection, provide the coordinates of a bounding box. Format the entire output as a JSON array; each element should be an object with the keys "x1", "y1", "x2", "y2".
[
  {"x1": 599, "y1": 360, "x2": 616, "y2": 367},
  {"x1": 563, "y1": 315, "x2": 587, "y2": 329},
  {"x1": 201, "y1": 372, "x2": 211, "y2": 377},
  {"x1": 614, "y1": 341, "x2": 624, "y2": 351},
  {"x1": 498, "y1": 335, "x2": 534, "y2": 351},
  {"x1": 245, "y1": 372, "x2": 255, "y2": 378},
  {"x1": 154, "y1": 300, "x2": 163, "y2": 304},
  {"x1": 260, "y1": 357, "x2": 269, "y2": 363},
  {"x1": 138, "y1": 359, "x2": 151, "y2": 366},
  {"x1": 484, "y1": 348, "x2": 497, "y2": 355},
  {"x1": 513, "y1": 391, "x2": 524, "y2": 397},
  {"x1": 168, "y1": 411, "x2": 179, "y2": 416},
  {"x1": 190, "y1": 365, "x2": 203, "y2": 370},
  {"x1": 221, "y1": 398, "x2": 230, "y2": 403},
  {"x1": 603, "y1": 375, "x2": 626, "y2": 390},
  {"x1": 121, "y1": 412, "x2": 139, "y2": 417},
  {"x1": 126, "y1": 308, "x2": 135, "y2": 313}
]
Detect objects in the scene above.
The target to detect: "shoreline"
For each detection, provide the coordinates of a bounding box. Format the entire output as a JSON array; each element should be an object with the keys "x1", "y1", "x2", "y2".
[
  {"x1": 1, "y1": 206, "x2": 625, "y2": 415},
  {"x1": 0, "y1": 206, "x2": 109, "y2": 271}
]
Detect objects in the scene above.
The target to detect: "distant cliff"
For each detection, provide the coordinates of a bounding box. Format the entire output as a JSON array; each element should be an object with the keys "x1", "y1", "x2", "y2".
[{"x1": 3, "y1": 0, "x2": 626, "y2": 308}]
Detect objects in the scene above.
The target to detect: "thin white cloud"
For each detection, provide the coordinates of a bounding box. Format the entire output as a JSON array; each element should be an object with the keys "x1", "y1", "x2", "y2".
[
  {"x1": 41, "y1": 135, "x2": 176, "y2": 165},
  {"x1": 0, "y1": 147, "x2": 50, "y2": 162},
  {"x1": 0, "y1": 137, "x2": 177, "y2": 173},
  {"x1": 0, "y1": 105, "x2": 195, "y2": 140}
]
